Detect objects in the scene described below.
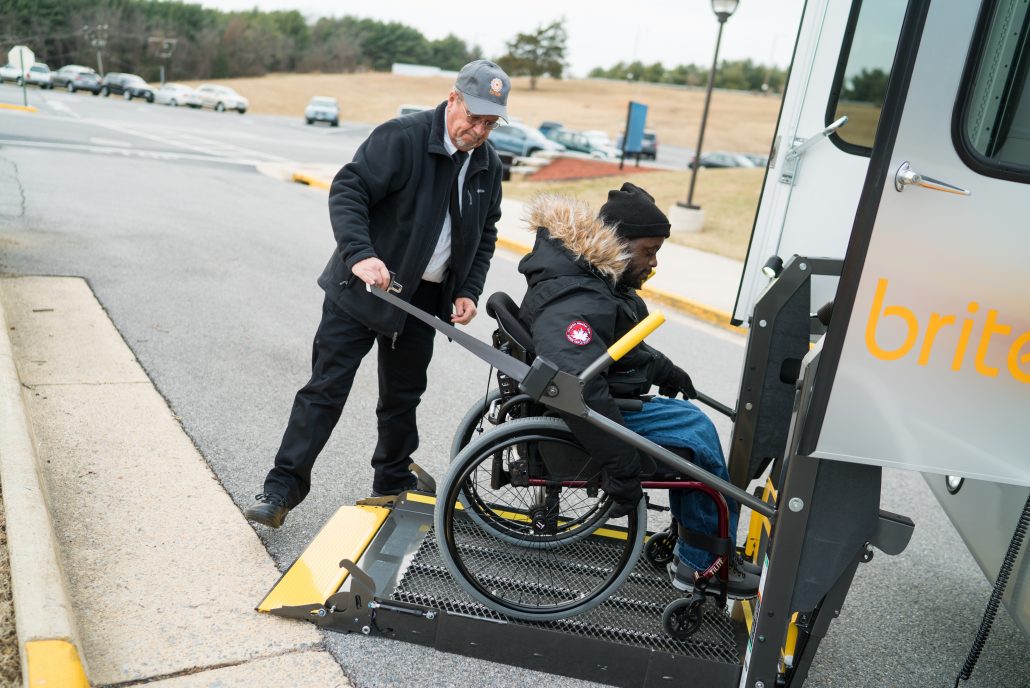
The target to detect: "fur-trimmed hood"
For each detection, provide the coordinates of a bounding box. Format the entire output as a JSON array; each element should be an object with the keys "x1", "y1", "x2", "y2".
[{"x1": 520, "y1": 194, "x2": 629, "y2": 281}]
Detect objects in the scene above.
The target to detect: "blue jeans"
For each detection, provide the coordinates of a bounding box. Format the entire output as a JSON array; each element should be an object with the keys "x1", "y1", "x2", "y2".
[{"x1": 622, "y1": 397, "x2": 737, "y2": 570}]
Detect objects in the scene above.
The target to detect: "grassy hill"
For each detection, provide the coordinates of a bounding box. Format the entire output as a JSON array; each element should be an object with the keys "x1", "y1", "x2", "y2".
[{"x1": 186, "y1": 72, "x2": 783, "y2": 259}]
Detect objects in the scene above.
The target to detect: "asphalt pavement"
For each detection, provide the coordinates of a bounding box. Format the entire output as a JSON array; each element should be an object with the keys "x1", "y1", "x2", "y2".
[{"x1": 0, "y1": 82, "x2": 1027, "y2": 688}]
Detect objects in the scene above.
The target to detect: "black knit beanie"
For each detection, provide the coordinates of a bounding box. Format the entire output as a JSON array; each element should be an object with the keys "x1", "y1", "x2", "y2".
[{"x1": 598, "y1": 182, "x2": 671, "y2": 239}]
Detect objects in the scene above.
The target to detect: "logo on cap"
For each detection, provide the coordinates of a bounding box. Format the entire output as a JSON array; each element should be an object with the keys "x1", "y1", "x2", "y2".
[
  {"x1": 565, "y1": 321, "x2": 592, "y2": 346},
  {"x1": 489, "y1": 78, "x2": 503, "y2": 97}
]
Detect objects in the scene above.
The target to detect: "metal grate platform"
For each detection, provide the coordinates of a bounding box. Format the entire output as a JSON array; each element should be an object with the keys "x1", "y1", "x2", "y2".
[{"x1": 391, "y1": 518, "x2": 742, "y2": 666}]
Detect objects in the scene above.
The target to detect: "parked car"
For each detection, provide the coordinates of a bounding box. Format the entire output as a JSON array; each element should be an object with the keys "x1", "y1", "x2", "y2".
[
  {"x1": 2, "y1": 62, "x2": 52, "y2": 88},
  {"x1": 744, "y1": 153, "x2": 770, "y2": 167},
  {"x1": 547, "y1": 128, "x2": 620, "y2": 159},
  {"x1": 121, "y1": 74, "x2": 154, "y2": 102},
  {"x1": 25, "y1": 63, "x2": 53, "y2": 88},
  {"x1": 99, "y1": 72, "x2": 148, "y2": 98},
  {"x1": 52, "y1": 65, "x2": 100, "y2": 93},
  {"x1": 615, "y1": 130, "x2": 659, "y2": 160},
  {"x1": 691, "y1": 151, "x2": 759, "y2": 169},
  {"x1": 305, "y1": 96, "x2": 339, "y2": 126},
  {"x1": 196, "y1": 84, "x2": 248, "y2": 113},
  {"x1": 489, "y1": 122, "x2": 565, "y2": 157},
  {"x1": 538, "y1": 120, "x2": 564, "y2": 137},
  {"x1": 0, "y1": 63, "x2": 21, "y2": 83},
  {"x1": 397, "y1": 103, "x2": 432, "y2": 116},
  {"x1": 154, "y1": 83, "x2": 200, "y2": 107}
]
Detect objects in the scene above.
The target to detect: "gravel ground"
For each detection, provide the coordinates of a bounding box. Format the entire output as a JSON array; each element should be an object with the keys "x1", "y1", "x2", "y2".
[{"x1": 0, "y1": 486, "x2": 21, "y2": 687}]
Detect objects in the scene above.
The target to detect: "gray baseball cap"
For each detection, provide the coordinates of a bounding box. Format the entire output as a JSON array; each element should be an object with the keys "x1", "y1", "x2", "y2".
[{"x1": 455, "y1": 59, "x2": 511, "y2": 122}]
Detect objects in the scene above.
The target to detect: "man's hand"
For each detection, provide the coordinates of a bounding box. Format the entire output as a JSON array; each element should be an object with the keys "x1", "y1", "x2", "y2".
[
  {"x1": 658, "y1": 366, "x2": 698, "y2": 400},
  {"x1": 451, "y1": 297, "x2": 477, "y2": 325},
  {"x1": 351, "y1": 257, "x2": 391, "y2": 290}
]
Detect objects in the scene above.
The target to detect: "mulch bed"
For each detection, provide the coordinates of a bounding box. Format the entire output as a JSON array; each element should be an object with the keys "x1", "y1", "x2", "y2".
[{"x1": 528, "y1": 156, "x2": 658, "y2": 182}]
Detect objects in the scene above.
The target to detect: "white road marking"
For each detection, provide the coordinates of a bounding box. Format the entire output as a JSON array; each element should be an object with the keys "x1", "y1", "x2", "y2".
[
  {"x1": 0, "y1": 138, "x2": 262, "y2": 165},
  {"x1": 44, "y1": 98, "x2": 80, "y2": 118},
  {"x1": 89, "y1": 137, "x2": 132, "y2": 148}
]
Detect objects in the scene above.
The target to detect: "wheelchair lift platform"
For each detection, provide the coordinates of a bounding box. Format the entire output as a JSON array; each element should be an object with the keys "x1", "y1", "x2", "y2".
[{"x1": 258, "y1": 492, "x2": 752, "y2": 688}]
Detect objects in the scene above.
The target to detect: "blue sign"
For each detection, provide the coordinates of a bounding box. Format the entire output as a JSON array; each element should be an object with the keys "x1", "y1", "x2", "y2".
[{"x1": 623, "y1": 101, "x2": 648, "y2": 154}]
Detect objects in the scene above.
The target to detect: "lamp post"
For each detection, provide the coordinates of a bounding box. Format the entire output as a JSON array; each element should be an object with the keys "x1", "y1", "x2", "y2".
[{"x1": 681, "y1": 0, "x2": 739, "y2": 210}]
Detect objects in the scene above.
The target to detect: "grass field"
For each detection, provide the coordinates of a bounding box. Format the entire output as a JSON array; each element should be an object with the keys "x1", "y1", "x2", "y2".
[{"x1": 185, "y1": 72, "x2": 783, "y2": 260}]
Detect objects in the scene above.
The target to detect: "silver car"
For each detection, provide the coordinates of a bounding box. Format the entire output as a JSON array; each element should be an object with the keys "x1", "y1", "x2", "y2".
[
  {"x1": 195, "y1": 84, "x2": 248, "y2": 114},
  {"x1": 304, "y1": 96, "x2": 339, "y2": 127},
  {"x1": 155, "y1": 83, "x2": 201, "y2": 108}
]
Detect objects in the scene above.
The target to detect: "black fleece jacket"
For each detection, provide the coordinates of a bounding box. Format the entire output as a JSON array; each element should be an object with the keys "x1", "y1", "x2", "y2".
[{"x1": 317, "y1": 101, "x2": 502, "y2": 338}]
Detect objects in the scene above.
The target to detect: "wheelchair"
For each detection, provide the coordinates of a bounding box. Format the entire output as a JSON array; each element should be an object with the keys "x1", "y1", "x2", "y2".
[{"x1": 434, "y1": 292, "x2": 748, "y2": 637}]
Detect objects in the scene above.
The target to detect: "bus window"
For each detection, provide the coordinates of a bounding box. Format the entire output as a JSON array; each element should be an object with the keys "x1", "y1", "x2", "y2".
[{"x1": 826, "y1": 1, "x2": 909, "y2": 153}]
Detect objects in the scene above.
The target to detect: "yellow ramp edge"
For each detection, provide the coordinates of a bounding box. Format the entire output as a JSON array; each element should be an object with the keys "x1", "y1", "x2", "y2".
[
  {"x1": 258, "y1": 505, "x2": 389, "y2": 612},
  {"x1": 26, "y1": 639, "x2": 89, "y2": 687}
]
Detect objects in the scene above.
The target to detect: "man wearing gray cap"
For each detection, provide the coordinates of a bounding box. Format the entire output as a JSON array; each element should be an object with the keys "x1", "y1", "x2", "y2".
[{"x1": 246, "y1": 60, "x2": 511, "y2": 528}]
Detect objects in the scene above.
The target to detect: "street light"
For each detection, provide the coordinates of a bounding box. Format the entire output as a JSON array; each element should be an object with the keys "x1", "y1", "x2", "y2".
[{"x1": 681, "y1": 0, "x2": 739, "y2": 210}]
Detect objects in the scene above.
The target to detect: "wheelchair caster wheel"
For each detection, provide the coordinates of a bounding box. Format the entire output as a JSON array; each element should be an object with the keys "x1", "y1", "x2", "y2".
[
  {"x1": 662, "y1": 593, "x2": 705, "y2": 640},
  {"x1": 644, "y1": 531, "x2": 676, "y2": 568}
]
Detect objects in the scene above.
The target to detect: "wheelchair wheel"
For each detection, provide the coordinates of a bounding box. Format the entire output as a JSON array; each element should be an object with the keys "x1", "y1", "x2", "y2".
[
  {"x1": 453, "y1": 415, "x2": 613, "y2": 547},
  {"x1": 450, "y1": 388, "x2": 502, "y2": 459},
  {"x1": 662, "y1": 593, "x2": 706, "y2": 640},
  {"x1": 435, "y1": 417, "x2": 647, "y2": 621},
  {"x1": 644, "y1": 530, "x2": 677, "y2": 568}
]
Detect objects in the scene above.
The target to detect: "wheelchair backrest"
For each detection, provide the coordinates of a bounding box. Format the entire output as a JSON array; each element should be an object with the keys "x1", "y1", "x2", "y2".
[{"x1": 486, "y1": 292, "x2": 535, "y2": 360}]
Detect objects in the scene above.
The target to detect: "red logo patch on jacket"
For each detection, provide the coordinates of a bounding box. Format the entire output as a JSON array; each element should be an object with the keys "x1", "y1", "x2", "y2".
[{"x1": 565, "y1": 320, "x2": 592, "y2": 346}]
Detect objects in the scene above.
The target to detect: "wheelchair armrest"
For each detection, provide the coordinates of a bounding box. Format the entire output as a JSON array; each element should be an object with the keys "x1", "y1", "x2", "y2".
[{"x1": 615, "y1": 398, "x2": 644, "y2": 412}]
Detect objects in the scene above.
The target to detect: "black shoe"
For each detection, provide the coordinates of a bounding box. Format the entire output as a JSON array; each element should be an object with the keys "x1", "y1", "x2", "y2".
[
  {"x1": 668, "y1": 556, "x2": 760, "y2": 599},
  {"x1": 244, "y1": 493, "x2": 290, "y2": 528},
  {"x1": 733, "y1": 552, "x2": 763, "y2": 577},
  {"x1": 370, "y1": 474, "x2": 418, "y2": 499}
]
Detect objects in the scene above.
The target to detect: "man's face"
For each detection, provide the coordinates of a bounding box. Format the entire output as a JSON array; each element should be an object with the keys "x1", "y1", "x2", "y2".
[
  {"x1": 446, "y1": 91, "x2": 499, "y2": 151},
  {"x1": 620, "y1": 236, "x2": 664, "y2": 289}
]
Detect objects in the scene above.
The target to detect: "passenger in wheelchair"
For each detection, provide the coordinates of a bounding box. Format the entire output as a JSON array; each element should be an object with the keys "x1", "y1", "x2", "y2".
[{"x1": 515, "y1": 183, "x2": 759, "y2": 598}]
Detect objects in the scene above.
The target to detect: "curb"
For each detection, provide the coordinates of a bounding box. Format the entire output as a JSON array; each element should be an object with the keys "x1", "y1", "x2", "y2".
[
  {"x1": 0, "y1": 103, "x2": 38, "y2": 113},
  {"x1": 0, "y1": 297, "x2": 89, "y2": 686},
  {"x1": 290, "y1": 175, "x2": 743, "y2": 335}
]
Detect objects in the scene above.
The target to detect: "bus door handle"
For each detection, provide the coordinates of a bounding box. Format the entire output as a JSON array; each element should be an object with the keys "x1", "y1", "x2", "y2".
[{"x1": 894, "y1": 161, "x2": 971, "y2": 196}]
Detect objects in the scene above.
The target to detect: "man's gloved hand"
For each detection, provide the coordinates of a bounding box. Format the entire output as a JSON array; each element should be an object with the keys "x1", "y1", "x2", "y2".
[
  {"x1": 658, "y1": 366, "x2": 698, "y2": 400},
  {"x1": 603, "y1": 472, "x2": 643, "y2": 519}
]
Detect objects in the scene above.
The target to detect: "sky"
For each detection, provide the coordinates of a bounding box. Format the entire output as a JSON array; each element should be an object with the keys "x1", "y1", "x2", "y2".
[{"x1": 197, "y1": 0, "x2": 808, "y2": 77}]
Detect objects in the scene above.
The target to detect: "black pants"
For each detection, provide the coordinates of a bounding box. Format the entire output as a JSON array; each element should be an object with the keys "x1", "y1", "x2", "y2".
[{"x1": 263, "y1": 281, "x2": 441, "y2": 507}]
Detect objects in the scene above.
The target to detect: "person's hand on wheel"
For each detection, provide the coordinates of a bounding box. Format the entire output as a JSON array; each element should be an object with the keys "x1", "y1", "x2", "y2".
[
  {"x1": 603, "y1": 472, "x2": 643, "y2": 519},
  {"x1": 351, "y1": 257, "x2": 391, "y2": 290},
  {"x1": 658, "y1": 366, "x2": 697, "y2": 400}
]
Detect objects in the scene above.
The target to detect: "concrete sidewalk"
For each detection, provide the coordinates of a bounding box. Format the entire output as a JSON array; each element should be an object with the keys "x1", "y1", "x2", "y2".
[
  {"x1": 0, "y1": 277, "x2": 348, "y2": 687},
  {"x1": 260, "y1": 162, "x2": 747, "y2": 333}
]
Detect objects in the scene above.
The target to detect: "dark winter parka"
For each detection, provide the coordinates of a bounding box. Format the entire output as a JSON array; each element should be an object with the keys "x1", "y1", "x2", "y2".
[
  {"x1": 518, "y1": 195, "x2": 682, "y2": 479},
  {"x1": 318, "y1": 101, "x2": 503, "y2": 338}
]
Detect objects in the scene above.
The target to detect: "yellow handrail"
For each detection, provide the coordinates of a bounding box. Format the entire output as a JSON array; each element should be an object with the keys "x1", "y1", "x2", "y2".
[{"x1": 607, "y1": 312, "x2": 665, "y2": 361}]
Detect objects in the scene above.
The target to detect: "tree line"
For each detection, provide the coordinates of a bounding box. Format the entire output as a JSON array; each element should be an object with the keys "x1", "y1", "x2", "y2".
[
  {"x1": 1, "y1": 1, "x2": 790, "y2": 97},
  {"x1": 589, "y1": 59, "x2": 788, "y2": 94}
]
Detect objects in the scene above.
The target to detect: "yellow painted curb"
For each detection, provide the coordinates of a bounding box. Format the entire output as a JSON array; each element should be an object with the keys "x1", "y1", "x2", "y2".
[
  {"x1": 291, "y1": 172, "x2": 331, "y2": 190},
  {"x1": 0, "y1": 103, "x2": 38, "y2": 113},
  {"x1": 26, "y1": 639, "x2": 89, "y2": 687}
]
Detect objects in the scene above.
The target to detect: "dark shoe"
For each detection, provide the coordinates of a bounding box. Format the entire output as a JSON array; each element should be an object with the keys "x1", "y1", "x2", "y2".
[
  {"x1": 244, "y1": 493, "x2": 290, "y2": 528},
  {"x1": 668, "y1": 555, "x2": 760, "y2": 599},
  {"x1": 370, "y1": 474, "x2": 418, "y2": 499},
  {"x1": 733, "y1": 552, "x2": 763, "y2": 577}
]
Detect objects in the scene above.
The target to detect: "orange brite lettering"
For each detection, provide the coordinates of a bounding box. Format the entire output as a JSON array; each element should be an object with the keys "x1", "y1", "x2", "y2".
[{"x1": 866, "y1": 279, "x2": 919, "y2": 361}]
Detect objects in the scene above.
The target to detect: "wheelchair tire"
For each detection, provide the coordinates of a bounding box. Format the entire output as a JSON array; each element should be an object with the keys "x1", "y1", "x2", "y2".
[
  {"x1": 662, "y1": 593, "x2": 706, "y2": 640},
  {"x1": 435, "y1": 417, "x2": 647, "y2": 621},
  {"x1": 449, "y1": 388, "x2": 502, "y2": 460},
  {"x1": 453, "y1": 414, "x2": 613, "y2": 547}
]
